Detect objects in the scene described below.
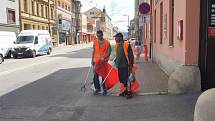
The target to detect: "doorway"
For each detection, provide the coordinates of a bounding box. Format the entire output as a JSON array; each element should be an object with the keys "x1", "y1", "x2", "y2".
[{"x1": 199, "y1": 0, "x2": 215, "y2": 90}]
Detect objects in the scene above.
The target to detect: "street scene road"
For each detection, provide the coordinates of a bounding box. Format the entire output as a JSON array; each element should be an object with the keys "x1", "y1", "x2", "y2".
[
  {"x1": 0, "y1": 0, "x2": 214, "y2": 120},
  {"x1": 0, "y1": 42, "x2": 199, "y2": 121}
]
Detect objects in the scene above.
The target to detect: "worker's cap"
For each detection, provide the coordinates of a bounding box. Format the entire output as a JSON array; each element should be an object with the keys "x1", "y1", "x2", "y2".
[{"x1": 114, "y1": 32, "x2": 123, "y2": 37}]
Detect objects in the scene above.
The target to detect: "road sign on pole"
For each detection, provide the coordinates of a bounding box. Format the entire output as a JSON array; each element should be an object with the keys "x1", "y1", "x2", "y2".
[{"x1": 139, "y1": 2, "x2": 150, "y2": 15}]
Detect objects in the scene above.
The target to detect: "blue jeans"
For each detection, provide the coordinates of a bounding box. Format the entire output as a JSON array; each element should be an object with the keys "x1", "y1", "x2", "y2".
[{"x1": 93, "y1": 72, "x2": 106, "y2": 91}]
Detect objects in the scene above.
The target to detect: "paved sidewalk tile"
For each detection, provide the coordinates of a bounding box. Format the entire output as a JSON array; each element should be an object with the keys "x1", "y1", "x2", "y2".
[{"x1": 135, "y1": 54, "x2": 168, "y2": 94}]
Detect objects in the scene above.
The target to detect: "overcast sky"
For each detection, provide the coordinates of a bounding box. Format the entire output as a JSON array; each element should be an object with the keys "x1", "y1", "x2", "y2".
[{"x1": 80, "y1": 0, "x2": 135, "y2": 32}]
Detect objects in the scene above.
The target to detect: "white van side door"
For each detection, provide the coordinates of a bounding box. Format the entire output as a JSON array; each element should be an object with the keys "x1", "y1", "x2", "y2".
[
  {"x1": 34, "y1": 36, "x2": 39, "y2": 53},
  {"x1": 36, "y1": 35, "x2": 47, "y2": 54}
]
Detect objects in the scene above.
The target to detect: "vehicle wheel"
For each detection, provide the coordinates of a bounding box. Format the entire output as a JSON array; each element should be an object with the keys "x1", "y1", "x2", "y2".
[
  {"x1": 32, "y1": 50, "x2": 36, "y2": 58},
  {"x1": 0, "y1": 54, "x2": 3, "y2": 64},
  {"x1": 6, "y1": 51, "x2": 12, "y2": 58},
  {"x1": 47, "y1": 48, "x2": 51, "y2": 55},
  {"x1": 13, "y1": 54, "x2": 18, "y2": 59}
]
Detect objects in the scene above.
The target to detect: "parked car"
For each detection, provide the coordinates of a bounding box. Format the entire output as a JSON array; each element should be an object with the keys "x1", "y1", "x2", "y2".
[
  {"x1": 13, "y1": 30, "x2": 52, "y2": 58},
  {"x1": 0, "y1": 48, "x2": 4, "y2": 64},
  {"x1": 0, "y1": 31, "x2": 16, "y2": 58}
]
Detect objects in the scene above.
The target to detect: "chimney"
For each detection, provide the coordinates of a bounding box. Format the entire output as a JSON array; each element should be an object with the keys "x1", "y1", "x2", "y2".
[{"x1": 103, "y1": 5, "x2": 106, "y2": 13}]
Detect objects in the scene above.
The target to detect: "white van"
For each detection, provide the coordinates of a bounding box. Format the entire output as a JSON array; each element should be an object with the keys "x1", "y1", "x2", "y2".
[
  {"x1": 0, "y1": 31, "x2": 16, "y2": 58},
  {"x1": 13, "y1": 30, "x2": 52, "y2": 58},
  {"x1": 0, "y1": 48, "x2": 4, "y2": 64}
]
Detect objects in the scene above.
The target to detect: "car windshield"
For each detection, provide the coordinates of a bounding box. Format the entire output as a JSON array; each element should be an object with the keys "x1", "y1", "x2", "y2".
[{"x1": 16, "y1": 36, "x2": 34, "y2": 44}]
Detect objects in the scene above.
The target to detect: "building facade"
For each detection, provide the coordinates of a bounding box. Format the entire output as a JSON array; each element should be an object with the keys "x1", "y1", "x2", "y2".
[
  {"x1": 84, "y1": 7, "x2": 113, "y2": 40},
  {"x1": 112, "y1": 26, "x2": 119, "y2": 37},
  {"x1": 19, "y1": 0, "x2": 57, "y2": 46},
  {"x1": 81, "y1": 13, "x2": 87, "y2": 43},
  {"x1": 129, "y1": 19, "x2": 136, "y2": 38},
  {"x1": 74, "y1": 0, "x2": 82, "y2": 44},
  {"x1": 57, "y1": 0, "x2": 74, "y2": 45},
  {"x1": 134, "y1": 0, "x2": 141, "y2": 42},
  {"x1": 87, "y1": 17, "x2": 96, "y2": 42},
  {"x1": 0, "y1": 0, "x2": 19, "y2": 33},
  {"x1": 140, "y1": 0, "x2": 202, "y2": 93}
]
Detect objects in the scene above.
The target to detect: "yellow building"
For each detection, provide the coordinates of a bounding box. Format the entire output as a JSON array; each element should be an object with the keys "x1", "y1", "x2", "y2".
[{"x1": 19, "y1": 0, "x2": 57, "y2": 46}]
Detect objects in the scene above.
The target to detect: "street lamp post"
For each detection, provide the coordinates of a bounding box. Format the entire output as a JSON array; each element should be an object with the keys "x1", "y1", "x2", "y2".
[{"x1": 123, "y1": 14, "x2": 130, "y2": 39}]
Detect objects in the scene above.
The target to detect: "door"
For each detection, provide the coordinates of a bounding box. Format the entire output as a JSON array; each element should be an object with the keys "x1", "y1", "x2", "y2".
[{"x1": 200, "y1": 0, "x2": 215, "y2": 90}]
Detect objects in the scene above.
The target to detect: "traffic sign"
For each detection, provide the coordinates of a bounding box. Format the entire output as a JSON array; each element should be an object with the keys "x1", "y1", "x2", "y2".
[{"x1": 139, "y1": 2, "x2": 150, "y2": 15}]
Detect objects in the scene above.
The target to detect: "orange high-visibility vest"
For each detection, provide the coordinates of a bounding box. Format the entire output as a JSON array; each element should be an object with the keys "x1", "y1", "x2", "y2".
[
  {"x1": 114, "y1": 41, "x2": 130, "y2": 64},
  {"x1": 93, "y1": 39, "x2": 110, "y2": 62}
]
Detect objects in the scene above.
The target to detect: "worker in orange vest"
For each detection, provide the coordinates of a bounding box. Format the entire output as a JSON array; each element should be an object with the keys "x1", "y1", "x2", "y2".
[
  {"x1": 91, "y1": 30, "x2": 112, "y2": 95},
  {"x1": 114, "y1": 32, "x2": 134, "y2": 99}
]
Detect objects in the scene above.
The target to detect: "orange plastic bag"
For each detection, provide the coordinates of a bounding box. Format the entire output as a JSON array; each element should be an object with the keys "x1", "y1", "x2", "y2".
[
  {"x1": 120, "y1": 79, "x2": 140, "y2": 93},
  {"x1": 94, "y1": 62, "x2": 119, "y2": 90}
]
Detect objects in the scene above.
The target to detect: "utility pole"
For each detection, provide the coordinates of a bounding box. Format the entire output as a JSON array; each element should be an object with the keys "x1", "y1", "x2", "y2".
[
  {"x1": 150, "y1": 0, "x2": 153, "y2": 59},
  {"x1": 127, "y1": 15, "x2": 130, "y2": 39}
]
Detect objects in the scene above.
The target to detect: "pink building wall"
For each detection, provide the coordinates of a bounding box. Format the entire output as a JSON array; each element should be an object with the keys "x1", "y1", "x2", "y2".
[
  {"x1": 153, "y1": 0, "x2": 185, "y2": 64},
  {"x1": 151, "y1": 0, "x2": 200, "y2": 74}
]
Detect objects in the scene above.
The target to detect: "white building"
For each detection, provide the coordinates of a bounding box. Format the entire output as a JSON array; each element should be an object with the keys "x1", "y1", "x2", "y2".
[{"x1": 0, "y1": 0, "x2": 19, "y2": 33}]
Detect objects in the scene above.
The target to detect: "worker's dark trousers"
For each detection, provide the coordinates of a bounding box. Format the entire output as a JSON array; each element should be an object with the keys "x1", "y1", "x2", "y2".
[{"x1": 118, "y1": 67, "x2": 129, "y2": 90}]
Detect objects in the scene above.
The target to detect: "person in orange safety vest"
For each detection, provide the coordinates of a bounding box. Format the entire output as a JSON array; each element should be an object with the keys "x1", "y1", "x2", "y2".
[
  {"x1": 114, "y1": 32, "x2": 134, "y2": 99},
  {"x1": 91, "y1": 30, "x2": 112, "y2": 95}
]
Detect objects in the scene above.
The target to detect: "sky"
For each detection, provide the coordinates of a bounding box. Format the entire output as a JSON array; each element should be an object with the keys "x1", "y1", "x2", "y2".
[{"x1": 80, "y1": 0, "x2": 135, "y2": 32}]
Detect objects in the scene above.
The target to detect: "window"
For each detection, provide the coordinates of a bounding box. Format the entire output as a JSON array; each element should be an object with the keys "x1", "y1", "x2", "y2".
[
  {"x1": 45, "y1": 6, "x2": 48, "y2": 18},
  {"x1": 42, "y1": 26, "x2": 45, "y2": 30},
  {"x1": 160, "y1": 2, "x2": 163, "y2": 44},
  {"x1": 32, "y1": 1, "x2": 35, "y2": 15},
  {"x1": 41, "y1": 5, "x2": 44, "y2": 17},
  {"x1": 24, "y1": 0, "x2": 28, "y2": 12},
  {"x1": 24, "y1": 24, "x2": 31, "y2": 30},
  {"x1": 169, "y1": 0, "x2": 174, "y2": 46},
  {"x1": 154, "y1": 10, "x2": 156, "y2": 43},
  {"x1": 62, "y1": 3, "x2": 64, "y2": 8},
  {"x1": 33, "y1": 25, "x2": 36, "y2": 29},
  {"x1": 65, "y1": 5, "x2": 67, "y2": 10},
  {"x1": 58, "y1": 1, "x2": 60, "y2": 6},
  {"x1": 37, "y1": 3, "x2": 39, "y2": 16},
  {"x1": 7, "y1": 8, "x2": 15, "y2": 24},
  {"x1": 163, "y1": 14, "x2": 167, "y2": 39},
  {"x1": 72, "y1": 3, "x2": 75, "y2": 12},
  {"x1": 90, "y1": 12, "x2": 94, "y2": 15},
  {"x1": 51, "y1": 8, "x2": 53, "y2": 19},
  {"x1": 68, "y1": 7, "x2": 70, "y2": 11}
]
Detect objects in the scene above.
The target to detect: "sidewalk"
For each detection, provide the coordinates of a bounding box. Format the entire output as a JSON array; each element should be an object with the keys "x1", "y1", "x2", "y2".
[
  {"x1": 107, "y1": 53, "x2": 168, "y2": 95},
  {"x1": 81, "y1": 52, "x2": 200, "y2": 121},
  {"x1": 135, "y1": 54, "x2": 168, "y2": 94}
]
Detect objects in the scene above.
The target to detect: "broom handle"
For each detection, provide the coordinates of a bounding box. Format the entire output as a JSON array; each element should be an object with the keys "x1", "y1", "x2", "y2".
[{"x1": 101, "y1": 58, "x2": 116, "y2": 85}]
